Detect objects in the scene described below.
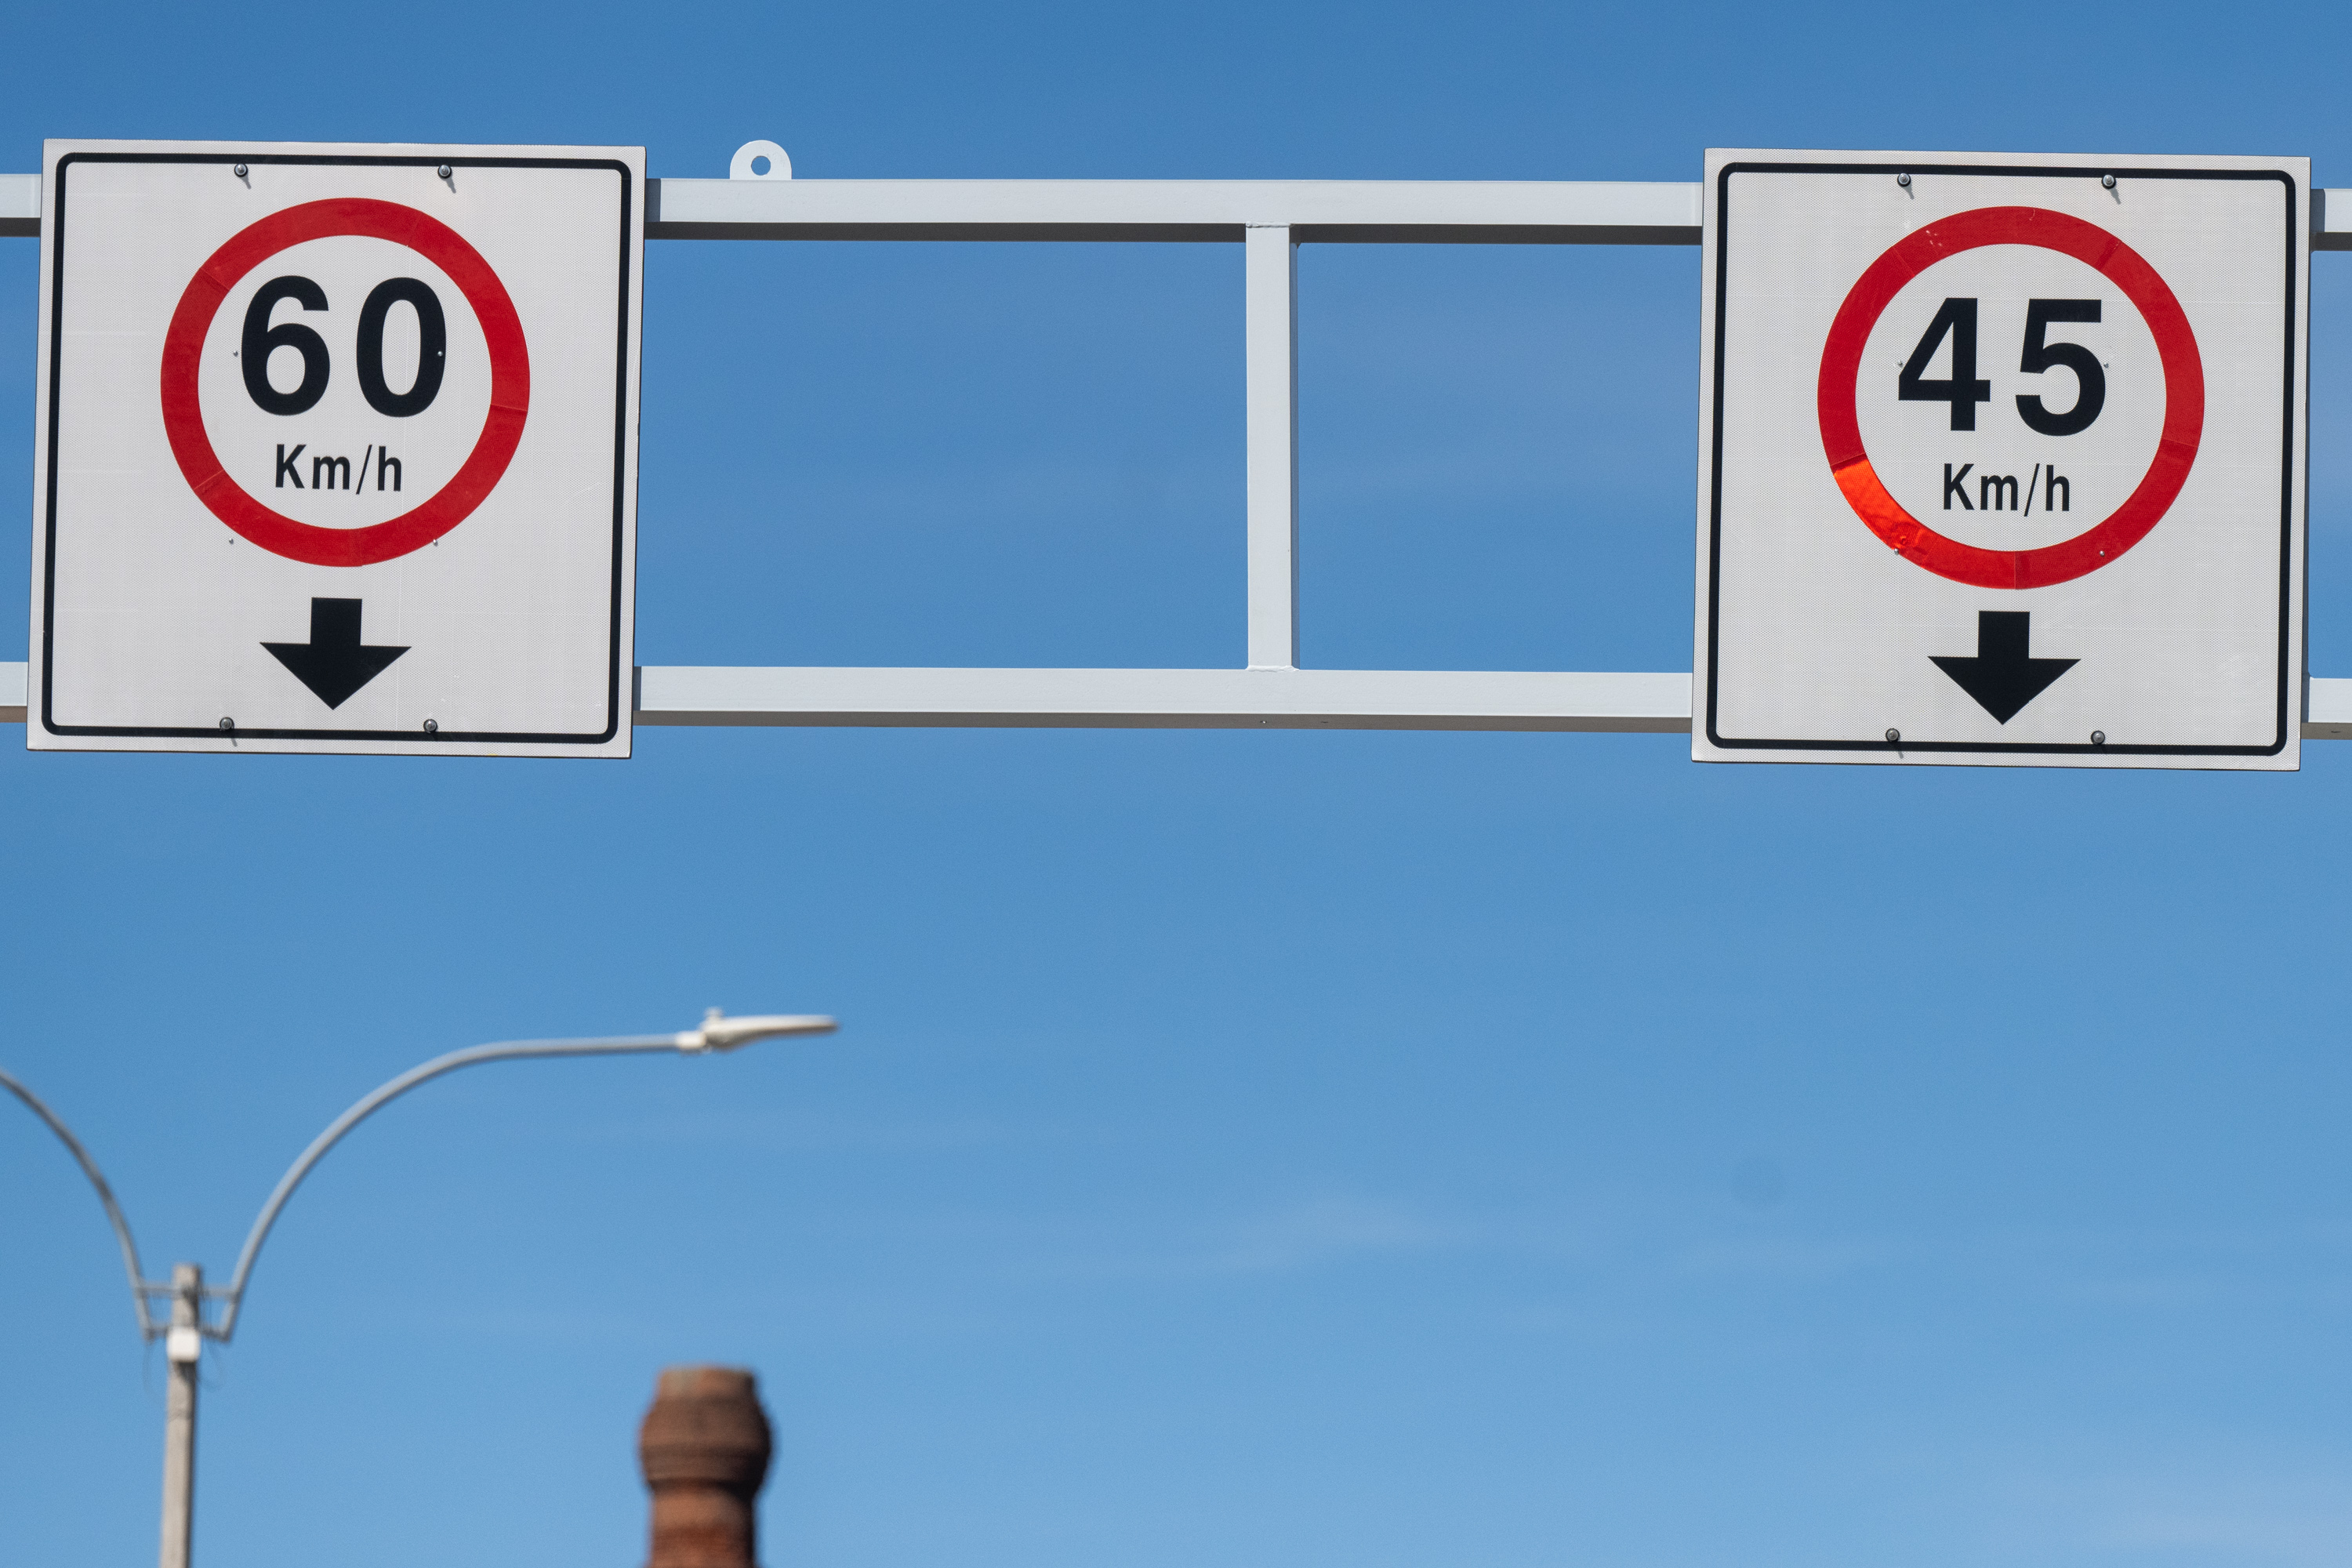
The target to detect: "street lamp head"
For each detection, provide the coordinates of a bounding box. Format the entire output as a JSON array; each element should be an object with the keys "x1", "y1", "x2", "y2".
[{"x1": 679, "y1": 1008, "x2": 839, "y2": 1054}]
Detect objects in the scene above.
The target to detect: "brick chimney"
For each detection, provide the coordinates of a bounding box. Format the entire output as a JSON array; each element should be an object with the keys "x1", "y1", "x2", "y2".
[{"x1": 638, "y1": 1366, "x2": 775, "y2": 1568}]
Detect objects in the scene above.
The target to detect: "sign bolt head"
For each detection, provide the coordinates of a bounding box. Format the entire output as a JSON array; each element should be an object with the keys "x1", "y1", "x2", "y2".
[
  {"x1": 423, "y1": 718, "x2": 438, "y2": 735},
  {"x1": 1884, "y1": 728, "x2": 1900, "y2": 744},
  {"x1": 2101, "y1": 173, "x2": 2118, "y2": 189},
  {"x1": 217, "y1": 717, "x2": 234, "y2": 732},
  {"x1": 231, "y1": 162, "x2": 248, "y2": 180},
  {"x1": 2090, "y1": 730, "x2": 2107, "y2": 745},
  {"x1": 437, "y1": 164, "x2": 453, "y2": 180},
  {"x1": 1895, "y1": 172, "x2": 1911, "y2": 188}
]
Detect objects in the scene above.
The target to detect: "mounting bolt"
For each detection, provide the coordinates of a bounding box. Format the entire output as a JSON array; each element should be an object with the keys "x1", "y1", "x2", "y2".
[
  {"x1": 2101, "y1": 173, "x2": 2118, "y2": 189},
  {"x1": 232, "y1": 162, "x2": 248, "y2": 179},
  {"x1": 2090, "y1": 730, "x2": 2107, "y2": 745},
  {"x1": 437, "y1": 163, "x2": 453, "y2": 180},
  {"x1": 423, "y1": 718, "x2": 439, "y2": 735},
  {"x1": 1884, "y1": 728, "x2": 1901, "y2": 744},
  {"x1": 1895, "y1": 172, "x2": 1911, "y2": 188},
  {"x1": 218, "y1": 717, "x2": 234, "y2": 732}
]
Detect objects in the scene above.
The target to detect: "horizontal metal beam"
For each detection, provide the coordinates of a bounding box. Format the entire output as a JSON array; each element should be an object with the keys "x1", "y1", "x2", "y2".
[
  {"x1": 2, "y1": 665, "x2": 2348, "y2": 737},
  {"x1": 641, "y1": 670, "x2": 2352, "y2": 737},
  {"x1": 2321, "y1": 187, "x2": 2352, "y2": 251},
  {"x1": 0, "y1": 172, "x2": 1694, "y2": 243},
  {"x1": 0, "y1": 172, "x2": 34, "y2": 237},
  {"x1": 633, "y1": 666, "x2": 1693, "y2": 730},
  {"x1": 9, "y1": 174, "x2": 2351, "y2": 246},
  {"x1": 2305, "y1": 677, "x2": 2352, "y2": 739},
  {"x1": 2, "y1": 172, "x2": 1700, "y2": 244},
  {"x1": 648, "y1": 176, "x2": 2352, "y2": 247},
  {"x1": 641, "y1": 177, "x2": 1704, "y2": 244}
]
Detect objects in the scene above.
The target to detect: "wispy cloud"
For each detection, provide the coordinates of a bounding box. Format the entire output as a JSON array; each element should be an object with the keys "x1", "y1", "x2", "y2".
[
  {"x1": 563, "y1": 1107, "x2": 1063, "y2": 1155},
  {"x1": 1169, "y1": 1196, "x2": 1465, "y2": 1276},
  {"x1": 1990, "y1": 1446, "x2": 2352, "y2": 1566}
]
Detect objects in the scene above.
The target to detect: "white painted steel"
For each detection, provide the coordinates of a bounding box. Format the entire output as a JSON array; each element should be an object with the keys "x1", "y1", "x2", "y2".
[
  {"x1": 10, "y1": 659, "x2": 2352, "y2": 738},
  {"x1": 0, "y1": 660, "x2": 2343, "y2": 736},
  {"x1": 2321, "y1": 187, "x2": 2352, "y2": 250},
  {"x1": 728, "y1": 140, "x2": 792, "y2": 181},
  {"x1": 642, "y1": 176, "x2": 1706, "y2": 243},
  {"x1": 633, "y1": 666, "x2": 1693, "y2": 731},
  {"x1": 13, "y1": 177, "x2": 2352, "y2": 244},
  {"x1": 2307, "y1": 677, "x2": 2352, "y2": 738},
  {"x1": 1246, "y1": 227, "x2": 1299, "y2": 669},
  {"x1": 0, "y1": 172, "x2": 34, "y2": 236}
]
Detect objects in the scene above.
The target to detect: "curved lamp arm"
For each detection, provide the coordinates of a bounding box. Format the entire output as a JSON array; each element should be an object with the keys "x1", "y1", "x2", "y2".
[
  {"x1": 0, "y1": 1066, "x2": 158, "y2": 1339},
  {"x1": 211, "y1": 1011, "x2": 835, "y2": 1342}
]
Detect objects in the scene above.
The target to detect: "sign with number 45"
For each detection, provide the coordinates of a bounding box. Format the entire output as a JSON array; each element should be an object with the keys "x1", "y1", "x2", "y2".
[{"x1": 1696, "y1": 148, "x2": 2309, "y2": 769}]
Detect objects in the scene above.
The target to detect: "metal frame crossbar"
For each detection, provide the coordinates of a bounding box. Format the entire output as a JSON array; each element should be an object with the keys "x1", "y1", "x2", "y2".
[{"x1": 6, "y1": 172, "x2": 2350, "y2": 738}]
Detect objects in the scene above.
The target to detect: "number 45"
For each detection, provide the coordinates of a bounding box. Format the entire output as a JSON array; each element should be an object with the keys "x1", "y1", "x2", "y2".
[{"x1": 1896, "y1": 296, "x2": 2106, "y2": 437}]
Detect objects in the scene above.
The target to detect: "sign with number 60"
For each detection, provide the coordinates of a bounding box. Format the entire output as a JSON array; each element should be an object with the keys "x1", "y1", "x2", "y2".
[{"x1": 32, "y1": 141, "x2": 642, "y2": 757}]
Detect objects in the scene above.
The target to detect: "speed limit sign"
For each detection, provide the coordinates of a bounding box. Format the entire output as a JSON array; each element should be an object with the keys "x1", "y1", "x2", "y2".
[
  {"x1": 30, "y1": 140, "x2": 644, "y2": 756},
  {"x1": 1695, "y1": 149, "x2": 2310, "y2": 768}
]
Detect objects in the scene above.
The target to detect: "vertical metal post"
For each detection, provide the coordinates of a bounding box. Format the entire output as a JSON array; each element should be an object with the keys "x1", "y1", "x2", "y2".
[
  {"x1": 158, "y1": 1263, "x2": 201, "y2": 1568},
  {"x1": 1245, "y1": 224, "x2": 1298, "y2": 670}
]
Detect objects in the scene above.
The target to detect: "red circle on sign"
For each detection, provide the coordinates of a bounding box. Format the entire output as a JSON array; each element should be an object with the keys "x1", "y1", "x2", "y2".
[
  {"x1": 158, "y1": 198, "x2": 530, "y2": 568},
  {"x1": 1816, "y1": 206, "x2": 2203, "y2": 590}
]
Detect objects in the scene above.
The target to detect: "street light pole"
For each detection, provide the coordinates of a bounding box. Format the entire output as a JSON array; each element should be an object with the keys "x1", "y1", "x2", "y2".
[
  {"x1": 2, "y1": 1007, "x2": 837, "y2": 1568},
  {"x1": 159, "y1": 1263, "x2": 201, "y2": 1568}
]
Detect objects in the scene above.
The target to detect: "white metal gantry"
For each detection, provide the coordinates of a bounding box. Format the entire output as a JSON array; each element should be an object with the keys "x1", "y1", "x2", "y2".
[{"x1": 6, "y1": 172, "x2": 2350, "y2": 737}]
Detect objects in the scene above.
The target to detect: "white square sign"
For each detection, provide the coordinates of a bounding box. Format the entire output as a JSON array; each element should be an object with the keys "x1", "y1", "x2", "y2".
[
  {"x1": 31, "y1": 140, "x2": 644, "y2": 756},
  {"x1": 1695, "y1": 150, "x2": 2308, "y2": 768}
]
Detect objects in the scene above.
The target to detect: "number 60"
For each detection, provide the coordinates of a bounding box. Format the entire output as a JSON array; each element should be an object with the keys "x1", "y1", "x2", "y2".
[{"x1": 241, "y1": 274, "x2": 447, "y2": 419}]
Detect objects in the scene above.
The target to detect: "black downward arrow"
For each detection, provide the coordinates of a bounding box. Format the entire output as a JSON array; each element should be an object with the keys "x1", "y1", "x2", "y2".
[
  {"x1": 263, "y1": 598, "x2": 408, "y2": 709},
  {"x1": 1929, "y1": 610, "x2": 2076, "y2": 724}
]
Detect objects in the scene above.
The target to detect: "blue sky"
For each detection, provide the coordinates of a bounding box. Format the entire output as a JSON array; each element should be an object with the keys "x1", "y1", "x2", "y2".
[{"x1": 5, "y1": 2, "x2": 2352, "y2": 1565}]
